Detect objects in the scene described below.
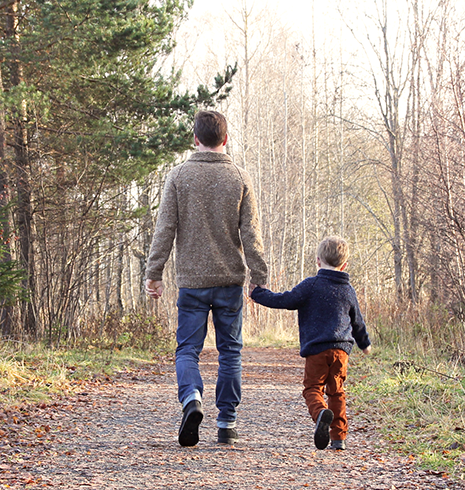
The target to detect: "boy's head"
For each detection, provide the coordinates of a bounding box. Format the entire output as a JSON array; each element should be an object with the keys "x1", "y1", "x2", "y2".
[
  {"x1": 194, "y1": 111, "x2": 228, "y2": 148},
  {"x1": 317, "y1": 236, "x2": 349, "y2": 270}
]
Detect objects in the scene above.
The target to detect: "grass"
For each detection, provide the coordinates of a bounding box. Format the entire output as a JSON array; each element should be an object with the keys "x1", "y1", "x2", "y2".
[
  {"x1": 347, "y1": 347, "x2": 465, "y2": 480},
  {"x1": 0, "y1": 340, "x2": 171, "y2": 407},
  {"x1": 243, "y1": 323, "x2": 299, "y2": 348},
  {"x1": 203, "y1": 309, "x2": 300, "y2": 348}
]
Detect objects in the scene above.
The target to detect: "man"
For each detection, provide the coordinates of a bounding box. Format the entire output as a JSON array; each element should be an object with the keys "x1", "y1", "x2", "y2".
[{"x1": 145, "y1": 110, "x2": 267, "y2": 446}]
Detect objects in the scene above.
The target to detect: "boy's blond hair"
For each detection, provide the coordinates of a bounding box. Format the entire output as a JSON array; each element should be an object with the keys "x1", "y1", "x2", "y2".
[{"x1": 317, "y1": 236, "x2": 349, "y2": 268}]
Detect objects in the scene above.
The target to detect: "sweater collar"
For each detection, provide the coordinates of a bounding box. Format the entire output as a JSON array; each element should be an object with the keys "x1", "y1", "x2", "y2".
[
  {"x1": 188, "y1": 150, "x2": 233, "y2": 164},
  {"x1": 317, "y1": 268, "x2": 350, "y2": 284}
]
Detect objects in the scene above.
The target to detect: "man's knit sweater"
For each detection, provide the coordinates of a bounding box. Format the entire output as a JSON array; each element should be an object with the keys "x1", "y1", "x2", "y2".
[
  {"x1": 146, "y1": 150, "x2": 268, "y2": 288},
  {"x1": 251, "y1": 269, "x2": 371, "y2": 357}
]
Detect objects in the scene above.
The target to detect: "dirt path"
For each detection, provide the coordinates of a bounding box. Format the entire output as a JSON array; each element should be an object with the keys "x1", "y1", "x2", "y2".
[{"x1": 1, "y1": 347, "x2": 463, "y2": 489}]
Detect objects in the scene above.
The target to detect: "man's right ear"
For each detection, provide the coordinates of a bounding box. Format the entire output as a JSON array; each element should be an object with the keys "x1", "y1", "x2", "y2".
[{"x1": 222, "y1": 134, "x2": 228, "y2": 146}]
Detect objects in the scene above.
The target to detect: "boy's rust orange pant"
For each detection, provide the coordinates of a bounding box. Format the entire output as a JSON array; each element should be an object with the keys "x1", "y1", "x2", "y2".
[{"x1": 302, "y1": 348, "x2": 349, "y2": 441}]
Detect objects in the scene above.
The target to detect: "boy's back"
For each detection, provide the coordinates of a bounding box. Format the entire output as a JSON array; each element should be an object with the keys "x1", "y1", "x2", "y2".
[{"x1": 251, "y1": 268, "x2": 370, "y2": 358}]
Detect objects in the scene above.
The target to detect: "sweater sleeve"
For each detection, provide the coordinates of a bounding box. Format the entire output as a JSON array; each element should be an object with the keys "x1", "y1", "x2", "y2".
[
  {"x1": 251, "y1": 281, "x2": 308, "y2": 310},
  {"x1": 238, "y1": 171, "x2": 268, "y2": 285},
  {"x1": 349, "y1": 290, "x2": 371, "y2": 350},
  {"x1": 145, "y1": 171, "x2": 178, "y2": 281}
]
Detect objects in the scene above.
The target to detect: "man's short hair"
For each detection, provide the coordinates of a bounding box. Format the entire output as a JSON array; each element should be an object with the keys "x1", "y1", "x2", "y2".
[
  {"x1": 317, "y1": 236, "x2": 349, "y2": 268},
  {"x1": 194, "y1": 111, "x2": 227, "y2": 148}
]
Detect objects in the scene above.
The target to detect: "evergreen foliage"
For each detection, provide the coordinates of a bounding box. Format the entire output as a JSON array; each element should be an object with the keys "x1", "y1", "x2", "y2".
[
  {"x1": 0, "y1": 0, "x2": 237, "y2": 338},
  {"x1": 0, "y1": 246, "x2": 25, "y2": 307},
  {"x1": 2, "y1": 0, "x2": 234, "y2": 181}
]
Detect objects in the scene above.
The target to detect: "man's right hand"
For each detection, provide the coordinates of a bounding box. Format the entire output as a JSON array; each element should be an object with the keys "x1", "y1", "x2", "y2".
[{"x1": 146, "y1": 279, "x2": 164, "y2": 299}]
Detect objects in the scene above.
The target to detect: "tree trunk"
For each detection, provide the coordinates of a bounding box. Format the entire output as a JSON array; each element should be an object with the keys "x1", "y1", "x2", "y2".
[
  {"x1": 6, "y1": 1, "x2": 36, "y2": 336},
  {"x1": 0, "y1": 60, "x2": 12, "y2": 335}
]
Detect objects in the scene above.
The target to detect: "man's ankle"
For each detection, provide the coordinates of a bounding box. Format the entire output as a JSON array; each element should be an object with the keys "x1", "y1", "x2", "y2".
[{"x1": 217, "y1": 427, "x2": 238, "y2": 444}]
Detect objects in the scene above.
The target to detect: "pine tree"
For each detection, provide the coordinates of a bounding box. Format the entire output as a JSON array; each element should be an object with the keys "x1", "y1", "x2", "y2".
[{"x1": 0, "y1": 0, "x2": 236, "y2": 338}]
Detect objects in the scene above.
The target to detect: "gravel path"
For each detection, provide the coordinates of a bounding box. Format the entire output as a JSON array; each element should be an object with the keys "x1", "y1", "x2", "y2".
[{"x1": 1, "y1": 347, "x2": 463, "y2": 489}]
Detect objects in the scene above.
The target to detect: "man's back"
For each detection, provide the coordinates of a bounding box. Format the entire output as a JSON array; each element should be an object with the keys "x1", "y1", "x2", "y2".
[
  {"x1": 146, "y1": 150, "x2": 267, "y2": 289},
  {"x1": 174, "y1": 151, "x2": 249, "y2": 288}
]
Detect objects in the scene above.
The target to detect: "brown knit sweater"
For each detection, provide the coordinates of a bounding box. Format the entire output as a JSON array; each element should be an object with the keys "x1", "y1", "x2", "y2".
[{"x1": 145, "y1": 151, "x2": 268, "y2": 288}]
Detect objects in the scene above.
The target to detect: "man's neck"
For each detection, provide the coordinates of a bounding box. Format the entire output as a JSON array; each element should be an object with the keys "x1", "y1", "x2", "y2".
[
  {"x1": 197, "y1": 143, "x2": 224, "y2": 153},
  {"x1": 194, "y1": 133, "x2": 227, "y2": 152}
]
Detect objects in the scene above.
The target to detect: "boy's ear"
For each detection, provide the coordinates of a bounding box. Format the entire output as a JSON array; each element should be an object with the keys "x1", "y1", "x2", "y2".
[
  {"x1": 340, "y1": 262, "x2": 348, "y2": 271},
  {"x1": 222, "y1": 134, "x2": 228, "y2": 146},
  {"x1": 194, "y1": 134, "x2": 200, "y2": 147},
  {"x1": 316, "y1": 257, "x2": 321, "y2": 267}
]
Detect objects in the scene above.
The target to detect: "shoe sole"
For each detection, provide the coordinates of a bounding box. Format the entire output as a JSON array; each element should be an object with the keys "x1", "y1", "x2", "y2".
[
  {"x1": 314, "y1": 409, "x2": 334, "y2": 450},
  {"x1": 178, "y1": 409, "x2": 203, "y2": 447}
]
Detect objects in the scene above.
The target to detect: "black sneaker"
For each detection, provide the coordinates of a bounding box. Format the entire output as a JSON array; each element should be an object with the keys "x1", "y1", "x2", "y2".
[
  {"x1": 217, "y1": 427, "x2": 238, "y2": 445},
  {"x1": 329, "y1": 439, "x2": 346, "y2": 450},
  {"x1": 314, "y1": 408, "x2": 334, "y2": 450},
  {"x1": 178, "y1": 400, "x2": 203, "y2": 447}
]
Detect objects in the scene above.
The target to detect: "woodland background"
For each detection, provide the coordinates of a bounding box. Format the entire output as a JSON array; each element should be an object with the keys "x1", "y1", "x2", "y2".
[{"x1": 1, "y1": 0, "x2": 465, "y2": 359}]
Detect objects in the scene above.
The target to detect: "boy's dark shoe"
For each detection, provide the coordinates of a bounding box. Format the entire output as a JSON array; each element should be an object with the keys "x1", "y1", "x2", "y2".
[
  {"x1": 314, "y1": 408, "x2": 334, "y2": 450},
  {"x1": 217, "y1": 427, "x2": 238, "y2": 445},
  {"x1": 178, "y1": 400, "x2": 203, "y2": 447},
  {"x1": 329, "y1": 439, "x2": 346, "y2": 450}
]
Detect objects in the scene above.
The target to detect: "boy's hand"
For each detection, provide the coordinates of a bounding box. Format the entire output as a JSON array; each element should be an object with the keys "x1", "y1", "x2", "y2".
[
  {"x1": 363, "y1": 345, "x2": 372, "y2": 355},
  {"x1": 146, "y1": 279, "x2": 164, "y2": 299}
]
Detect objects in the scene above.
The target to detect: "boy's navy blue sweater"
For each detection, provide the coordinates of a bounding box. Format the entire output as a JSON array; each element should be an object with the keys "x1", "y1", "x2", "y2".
[{"x1": 251, "y1": 269, "x2": 371, "y2": 358}]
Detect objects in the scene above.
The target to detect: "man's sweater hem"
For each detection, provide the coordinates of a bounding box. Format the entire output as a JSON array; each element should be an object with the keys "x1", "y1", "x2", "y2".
[{"x1": 177, "y1": 274, "x2": 246, "y2": 289}]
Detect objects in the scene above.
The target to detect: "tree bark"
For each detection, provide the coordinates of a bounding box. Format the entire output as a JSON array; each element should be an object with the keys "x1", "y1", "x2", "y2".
[
  {"x1": 0, "y1": 61, "x2": 12, "y2": 336},
  {"x1": 6, "y1": 0, "x2": 36, "y2": 335}
]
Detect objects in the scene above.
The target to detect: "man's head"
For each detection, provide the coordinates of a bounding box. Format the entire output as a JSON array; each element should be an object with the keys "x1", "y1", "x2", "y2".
[
  {"x1": 194, "y1": 111, "x2": 228, "y2": 149},
  {"x1": 317, "y1": 236, "x2": 349, "y2": 270}
]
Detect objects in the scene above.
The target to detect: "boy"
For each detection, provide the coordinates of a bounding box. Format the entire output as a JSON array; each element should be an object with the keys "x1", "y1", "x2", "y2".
[
  {"x1": 251, "y1": 236, "x2": 371, "y2": 450},
  {"x1": 145, "y1": 111, "x2": 267, "y2": 447}
]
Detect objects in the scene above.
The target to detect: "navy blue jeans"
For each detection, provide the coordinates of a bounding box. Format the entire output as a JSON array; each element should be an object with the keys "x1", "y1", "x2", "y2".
[{"x1": 176, "y1": 286, "x2": 243, "y2": 428}]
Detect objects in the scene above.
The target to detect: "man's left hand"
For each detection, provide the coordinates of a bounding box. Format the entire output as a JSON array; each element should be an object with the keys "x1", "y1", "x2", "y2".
[{"x1": 248, "y1": 283, "x2": 266, "y2": 297}]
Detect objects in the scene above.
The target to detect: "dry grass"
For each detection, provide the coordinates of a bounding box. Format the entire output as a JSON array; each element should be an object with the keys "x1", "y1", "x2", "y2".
[
  {"x1": 0, "y1": 341, "x2": 159, "y2": 407},
  {"x1": 348, "y1": 347, "x2": 465, "y2": 478}
]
